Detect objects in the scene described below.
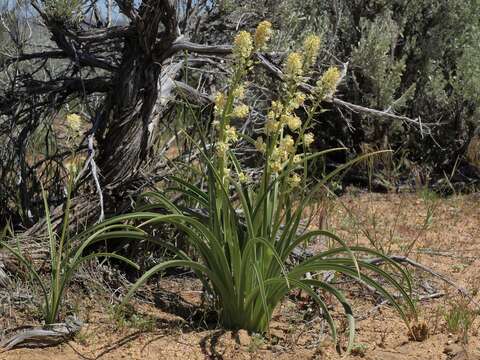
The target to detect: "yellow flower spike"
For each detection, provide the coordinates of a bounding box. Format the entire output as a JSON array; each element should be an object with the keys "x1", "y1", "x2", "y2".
[
  {"x1": 303, "y1": 34, "x2": 321, "y2": 69},
  {"x1": 286, "y1": 114, "x2": 302, "y2": 131},
  {"x1": 232, "y1": 104, "x2": 249, "y2": 119},
  {"x1": 279, "y1": 114, "x2": 289, "y2": 125},
  {"x1": 233, "y1": 31, "x2": 253, "y2": 60},
  {"x1": 255, "y1": 137, "x2": 266, "y2": 153},
  {"x1": 254, "y1": 20, "x2": 273, "y2": 50},
  {"x1": 214, "y1": 92, "x2": 226, "y2": 114},
  {"x1": 266, "y1": 119, "x2": 280, "y2": 133},
  {"x1": 316, "y1": 67, "x2": 341, "y2": 99},
  {"x1": 293, "y1": 154, "x2": 302, "y2": 164},
  {"x1": 238, "y1": 172, "x2": 250, "y2": 183},
  {"x1": 271, "y1": 100, "x2": 283, "y2": 115},
  {"x1": 216, "y1": 142, "x2": 229, "y2": 156},
  {"x1": 288, "y1": 173, "x2": 301, "y2": 188},
  {"x1": 287, "y1": 92, "x2": 306, "y2": 111},
  {"x1": 225, "y1": 125, "x2": 238, "y2": 142},
  {"x1": 270, "y1": 146, "x2": 281, "y2": 160},
  {"x1": 233, "y1": 85, "x2": 246, "y2": 100},
  {"x1": 284, "y1": 52, "x2": 303, "y2": 78},
  {"x1": 304, "y1": 132, "x2": 315, "y2": 147},
  {"x1": 267, "y1": 110, "x2": 276, "y2": 121},
  {"x1": 66, "y1": 113, "x2": 82, "y2": 132},
  {"x1": 294, "y1": 92, "x2": 306, "y2": 107},
  {"x1": 269, "y1": 160, "x2": 282, "y2": 173},
  {"x1": 280, "y1": 135, "x2": 295, "y2": 154}
]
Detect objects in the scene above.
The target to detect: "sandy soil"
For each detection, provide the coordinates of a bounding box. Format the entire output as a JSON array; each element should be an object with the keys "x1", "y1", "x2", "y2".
[{"x1": 1, "y1": 192, "x2": 479, "y2": 360}]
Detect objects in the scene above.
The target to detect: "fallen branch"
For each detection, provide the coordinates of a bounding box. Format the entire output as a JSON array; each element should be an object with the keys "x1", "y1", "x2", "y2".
[
  {"x1": 356, "y1": 292, "x2": 445, "y2": 321},
  {"x1": 366, "y1": 255, "x2": 479, "y2": 308},
  {"x1": 0, "y1": 318, "x2": 82, "y2": 351},
  {"x1": 174, "y1": 80, "x2": 213, "y2": 105},
  {"x1": 0, "y1": 245, "x2": 49, "y2": 276}
]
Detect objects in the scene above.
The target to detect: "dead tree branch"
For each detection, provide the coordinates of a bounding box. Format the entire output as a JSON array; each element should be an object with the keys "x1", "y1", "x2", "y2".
[{"x1": 366, "y1": 255, "x2": 480, "y2": 308}]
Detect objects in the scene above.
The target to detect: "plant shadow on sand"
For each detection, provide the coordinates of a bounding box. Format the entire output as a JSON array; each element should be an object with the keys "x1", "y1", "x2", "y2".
[{"x1": 152, "y1": 286, "x2": 219, "y2": 330}]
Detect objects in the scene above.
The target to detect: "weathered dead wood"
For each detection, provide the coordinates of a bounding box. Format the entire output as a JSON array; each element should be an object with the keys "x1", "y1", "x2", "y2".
[
  {"x1": 0, "y1": 318, "x2": 82, "y2": 350},
  {"x1": 24, "y1": 194, "x2": 101, "y2": 237},
  {"x1": 0, "y1": 265, "x2": 10, "y2": 288},
  {"x1": 366, "y1": 255, "x2": 479, "y2": 307},
  {"x1": 291, "y1": 248, "x2": 478, "y2": 308},
  {"x1": 0, "y1": 242, "x2": 50, "y2": 280},
  {"x1": 173, "y1": 80, "x2": 213, "y2": 105},
  {"x1": 356, "y1": 292, "x2": 445, "y2": 320}
]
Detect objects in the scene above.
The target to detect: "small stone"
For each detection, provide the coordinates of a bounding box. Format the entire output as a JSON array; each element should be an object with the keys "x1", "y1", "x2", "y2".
[
  {"x1": 271, "y1": 344, "x2": 283, "y2": 353},
  {"x1": 236, "y1": 329, "x2": 251, "y2": 346},
  {"x1": 269, "y1": 328, "x2": 285, "y2": 341},
  {"x1": 444, "y1": 344, "x2": 463, "y2": 355}
]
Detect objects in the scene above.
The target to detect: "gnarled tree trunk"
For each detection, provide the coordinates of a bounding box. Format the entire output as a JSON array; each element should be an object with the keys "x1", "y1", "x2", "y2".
[{"x1": 95, "y1": 1, "x2": 177, "y2": 191}]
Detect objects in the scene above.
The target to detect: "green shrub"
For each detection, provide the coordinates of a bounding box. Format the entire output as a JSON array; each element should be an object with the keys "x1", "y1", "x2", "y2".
[
  {"x1": 44, "y1": 0, "x2": 83, "y2": 23},
  {"x1": 217, "y1": 0, "x2": 480, "y2": 182},
  {"x1": 120, "y1": 23, "x2": 415, "y2": 351}
]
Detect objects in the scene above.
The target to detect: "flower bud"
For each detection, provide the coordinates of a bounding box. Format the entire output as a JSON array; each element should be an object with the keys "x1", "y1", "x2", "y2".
[
  {"x1": 254, "y1": 21, "x2": 273, "y2": 50},
  {"x1": 304, "y1": 132, "x2": 315, "y2": 147},
  {"x1": 303, "y1": 35, "x2": 321, "y2": 69},
  {"x1": 233, "y1": 31, "x2": 253, "y2": 60},
  {"x1": 284, "y1": 52, "x2": 304, "y2": 78}
]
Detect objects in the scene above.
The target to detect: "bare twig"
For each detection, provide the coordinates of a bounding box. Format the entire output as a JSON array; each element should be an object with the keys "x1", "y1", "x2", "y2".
[
  {"x1": 75, "y1": 136, "x2": 104, "y2": 223},
  {"x1": 254, "y1": 53, "x2": 429, "y2": 134},
  {"x1": 331, "y1": 98, "x2": 428, "y2": 136},
  {"x1": 366, "y1": 256, "x2": 479, "y2": 308},
  {"x1": 168, "y1": 41, "x2": 427, "y2": 131},
  {"x1": 356, "y1": 292, "x2": 446, "y2": 320}
]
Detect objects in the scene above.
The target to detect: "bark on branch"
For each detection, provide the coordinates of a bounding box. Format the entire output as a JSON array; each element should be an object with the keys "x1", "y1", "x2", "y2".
[
  {"x1": 0, "y1": 50, "x2": 67, "y2": 71},
  {"x1": 160, "y1": 40, "x2": 427, "y2": 132},
  {"x1": 24, "y1": 77, "x2": 111, "y2": 95},
  {"x1": 255, "y1": 54, "x2": 429, "y2": 134}
]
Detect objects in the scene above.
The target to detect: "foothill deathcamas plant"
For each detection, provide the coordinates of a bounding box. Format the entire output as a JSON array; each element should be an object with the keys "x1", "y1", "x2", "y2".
[
  {"x1": 120, "y1": 22, "x2": 415, "y2": 351},
  {"x1": 0, "y1": 115, "x2": 145, "y2": 325}
]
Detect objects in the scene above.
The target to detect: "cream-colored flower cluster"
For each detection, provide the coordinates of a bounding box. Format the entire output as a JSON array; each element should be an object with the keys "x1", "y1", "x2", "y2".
[
  {"x1": 284, "y1": 52, "x2": 304, "y2": 79},
  {"x1": 315, "y1": 67, "x2": 341, "y2": 100},
  {"x1": 231, "y1": 104, "x2": 249, "y2": 119},
  {"x1": 215, "y1": 24, "x2": 340, "y2": 189},
  {"x1": 251, "y1": 34, "x2": 337, "y2": 187},
  {"x1": 213, "y1": 89, "x2": 248, "y2": 156},
  {"x1": 254, "y1": 21, "x2": 273, "y2": 50},
  {"x1": 233, "y1": 31, "x2": 253, "y2": 61},
  {"x1": 214, "y1": 92, "x2": 226, "y2": 115},
  {"x1": 303, "y1": 34, "x2": 321, "y2": 70},
  {"x1": 66, "y1": 113, "x2": 82, "y2": 132},
  {"x1": 214, "y1": 23, "x2": 275, "y2": 182},
  {"x1": 214, "y1": 91, "x2": 247, "y2": 157}
]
